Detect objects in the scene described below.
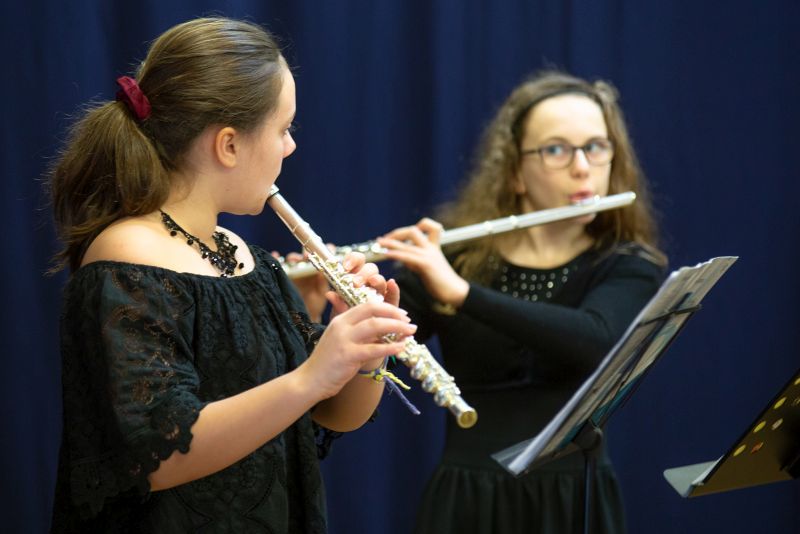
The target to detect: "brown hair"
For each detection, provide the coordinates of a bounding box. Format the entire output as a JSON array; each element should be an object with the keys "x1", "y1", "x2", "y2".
[
  {"x1": 439, "y1": 70, "x2": 666, "y2": 282},
  {"x1": 48, "y1": 17, "x2": 285, "y2": 272}
]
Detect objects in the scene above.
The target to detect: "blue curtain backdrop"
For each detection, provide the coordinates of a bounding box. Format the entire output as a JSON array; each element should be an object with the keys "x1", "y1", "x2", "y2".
[{"x1": 3, "y1": 1, "x2": 799, "y2": 533}]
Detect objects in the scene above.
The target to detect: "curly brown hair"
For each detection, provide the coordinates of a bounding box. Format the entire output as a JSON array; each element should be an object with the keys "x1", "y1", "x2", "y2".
[
  {"x1": 48, "y1": 18, "x2": 286, "y2": 272},
  {"x1": 438, "y1": 70, "x2": 665, "y2": 282}
]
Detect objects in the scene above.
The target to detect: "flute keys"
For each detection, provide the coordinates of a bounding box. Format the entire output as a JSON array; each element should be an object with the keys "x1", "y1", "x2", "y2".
[{"x1": 410, "y1": 361, "x2": 431, "y2": 380}]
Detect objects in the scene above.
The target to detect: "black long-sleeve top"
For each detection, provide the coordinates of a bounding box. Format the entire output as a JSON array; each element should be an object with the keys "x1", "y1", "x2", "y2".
[{"x1": 396, "y1": 243, "x2": 665, "y2": 469}]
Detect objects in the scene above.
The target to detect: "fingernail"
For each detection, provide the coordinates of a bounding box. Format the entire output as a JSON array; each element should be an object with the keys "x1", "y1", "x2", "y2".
[
  {"x1": 343, "y1": 259, "x2": 353, "y2": 270},
  {"x1": 353, "y1": 276, "x2": 364, "y2": 286}
]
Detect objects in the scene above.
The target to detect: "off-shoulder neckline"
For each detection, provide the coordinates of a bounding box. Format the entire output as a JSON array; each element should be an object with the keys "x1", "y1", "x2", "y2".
[{"x1": 70, "y1": 244, "x2": 274, "y2": 283}]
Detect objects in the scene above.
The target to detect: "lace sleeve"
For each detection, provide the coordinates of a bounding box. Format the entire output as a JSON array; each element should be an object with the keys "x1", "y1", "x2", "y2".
[{"x1": 59, "y1": 266, "x2": 204, "y2": 518}]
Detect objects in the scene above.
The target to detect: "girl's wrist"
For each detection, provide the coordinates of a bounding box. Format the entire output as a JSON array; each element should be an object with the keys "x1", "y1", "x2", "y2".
[
  {"x1": 358, "y1": 356, "x2": 386, "y2": 373},
  {"x1": 441, "y1": 278, "x2": 470, "y2": 307}
]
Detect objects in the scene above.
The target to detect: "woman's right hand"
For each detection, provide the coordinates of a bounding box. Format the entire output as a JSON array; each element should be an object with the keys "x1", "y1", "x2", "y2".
[
  {"x1": 299, "y1": 301, "x2": 416, "y2": 400},
  {"x1": 272, "y1": 249, "x2": 331, "y2": 323},
  {"x1": 377, "y1": 218, "x2": 470, "y2": 307}
]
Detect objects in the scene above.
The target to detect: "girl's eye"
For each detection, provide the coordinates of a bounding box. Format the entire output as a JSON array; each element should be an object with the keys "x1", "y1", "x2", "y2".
[
  {"x1": 585, "y1": 142, "x2": 601, "y2": 154},
  {"x1": 543, "y1": 144, "x2": 568, "y2": 156},
  {"x1": 585, "y1": 139, "x2": 611, "y2": 154}
]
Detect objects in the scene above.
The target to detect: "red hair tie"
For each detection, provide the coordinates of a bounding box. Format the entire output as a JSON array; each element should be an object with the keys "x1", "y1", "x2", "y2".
[{"x1": 115, "y1": 76, "x2": 151, "y2": 121}]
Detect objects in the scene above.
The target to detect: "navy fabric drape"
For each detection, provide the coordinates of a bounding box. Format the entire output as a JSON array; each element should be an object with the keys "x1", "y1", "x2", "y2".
[{"x1": 3, "y1": 1, "x2": 798, "y2": 533}]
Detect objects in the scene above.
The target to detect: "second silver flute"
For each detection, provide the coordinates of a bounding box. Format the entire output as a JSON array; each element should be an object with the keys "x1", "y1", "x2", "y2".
[
  {"x1": 266, "y1": 186, "x2": 478, "y2": 429},
  {"x1": 285, "y1": 191, "x2": 636, "y2": 278}
]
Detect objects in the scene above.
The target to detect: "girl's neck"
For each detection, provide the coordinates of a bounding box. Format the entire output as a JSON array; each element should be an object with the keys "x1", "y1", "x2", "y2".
[
  {"x1": 496, "y1": 222, "x2": 593, "y2": 269},
  {"x1": 161, "y1": 183, "x2": 219, "y2": 243}
]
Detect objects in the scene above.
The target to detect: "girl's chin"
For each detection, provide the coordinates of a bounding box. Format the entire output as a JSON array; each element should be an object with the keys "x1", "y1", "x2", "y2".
[
  {"x1": 576, "y1": 213, "x2": 597, "y2": 226},
  {"x1": 249, "y1": 198, "x2": 268, "y2": 216},
  {"x1": 227, "y1": 197, "x2": 268, "y2": 217}
]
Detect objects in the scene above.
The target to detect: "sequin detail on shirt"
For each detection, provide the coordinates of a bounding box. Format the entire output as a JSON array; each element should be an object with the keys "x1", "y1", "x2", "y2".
[{"x1": 488, "y1": 255, "x2": 581, "y2": 302}]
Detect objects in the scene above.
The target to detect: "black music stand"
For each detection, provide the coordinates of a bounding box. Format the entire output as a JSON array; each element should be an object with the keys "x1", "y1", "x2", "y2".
[
  {"x1": 491, "y1": 256, "x2": 738, "y2": 534},
  {"x1": 663, "y1": 367, "x2": 800, "y2": 498}
]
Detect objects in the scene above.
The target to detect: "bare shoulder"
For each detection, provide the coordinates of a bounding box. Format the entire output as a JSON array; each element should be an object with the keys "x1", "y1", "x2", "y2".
[
  {"x1": 81, "y1": 218, "x2": 256, "y2": 275},
  {"x1": 81, "y1": 215, "x2": 174, "y2": 268}
]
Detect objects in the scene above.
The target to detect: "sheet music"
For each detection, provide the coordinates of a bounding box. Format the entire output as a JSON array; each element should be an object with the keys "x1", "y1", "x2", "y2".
[{"x1": 495, "y1": 256, "x2": 738, "y2": 476}]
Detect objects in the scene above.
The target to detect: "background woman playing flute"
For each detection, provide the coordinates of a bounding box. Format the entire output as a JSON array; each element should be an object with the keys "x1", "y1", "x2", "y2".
[{"x1": 378, "y1": 70, "x2": 668, "y2": 534}]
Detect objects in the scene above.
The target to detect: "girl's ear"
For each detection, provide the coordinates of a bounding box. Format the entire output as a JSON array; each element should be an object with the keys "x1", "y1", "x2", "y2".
[{"x1": 214, "y1": 126, "x2": 240, "y2": 168}]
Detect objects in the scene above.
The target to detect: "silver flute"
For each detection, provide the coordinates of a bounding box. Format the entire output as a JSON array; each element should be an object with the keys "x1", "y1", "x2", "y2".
[
  {"x1": 267, "y1": 186, "x2": 478, "y2": 429},
  {"x1": 283, "y1": 191, "x2": 637, "y2": 279}
]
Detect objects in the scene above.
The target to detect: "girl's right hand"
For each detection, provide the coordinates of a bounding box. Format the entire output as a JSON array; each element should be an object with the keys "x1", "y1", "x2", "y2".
[{"x1": 298, "y1": 301, "x2": 416, "y2": 400}]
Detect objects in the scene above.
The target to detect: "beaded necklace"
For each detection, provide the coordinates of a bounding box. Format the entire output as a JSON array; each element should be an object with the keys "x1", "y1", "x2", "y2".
[{"x1": 160, "y1": 211, "x2": 244, "y2": 277}]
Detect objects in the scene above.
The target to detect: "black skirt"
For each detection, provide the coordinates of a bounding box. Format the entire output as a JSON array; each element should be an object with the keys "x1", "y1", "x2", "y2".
[{"x1": 413, "y1": 457, "x2": 626, "y2": 534}]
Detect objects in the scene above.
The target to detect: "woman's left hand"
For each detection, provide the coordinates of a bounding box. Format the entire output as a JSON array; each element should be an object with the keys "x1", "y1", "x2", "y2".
[{"x1": 275, "y1": 250, "x2": 330, "y2": 323}]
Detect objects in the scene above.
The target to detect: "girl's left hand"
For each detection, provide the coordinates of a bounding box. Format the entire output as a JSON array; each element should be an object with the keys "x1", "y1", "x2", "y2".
[
  {"x1": 327, "y1": 252, "x2": 400, "y2": 318},
  {"x1": 276, "y1": 250, "x2": 400, "y2": 322}
]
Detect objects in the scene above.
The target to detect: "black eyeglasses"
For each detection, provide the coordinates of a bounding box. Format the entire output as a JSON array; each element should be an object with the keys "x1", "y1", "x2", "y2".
[{"x1": 520, "y1": 138, "x2": 614, "y2": 170}]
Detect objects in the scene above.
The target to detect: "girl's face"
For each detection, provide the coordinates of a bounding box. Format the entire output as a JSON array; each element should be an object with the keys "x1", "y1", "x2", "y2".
[
  {"x1": 514, "y1": 94, "x2": 611, "y2": 221},
  {"x1": 226, "y1": 66, "x2": 297, "y2": 215}
]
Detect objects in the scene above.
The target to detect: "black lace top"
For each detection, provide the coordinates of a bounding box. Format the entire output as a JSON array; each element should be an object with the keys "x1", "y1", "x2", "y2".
[{"x1": 51, "y1": 246, "x2": 329, "y2": 533}]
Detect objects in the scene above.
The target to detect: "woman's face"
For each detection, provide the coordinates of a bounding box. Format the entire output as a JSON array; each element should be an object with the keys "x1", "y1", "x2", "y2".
[
  {"x1": 514, "y1": 94, "x2": 611, "y2": 217},
  {"x1": 227, "y1": 65, "x2": 297, "y2": 215}
]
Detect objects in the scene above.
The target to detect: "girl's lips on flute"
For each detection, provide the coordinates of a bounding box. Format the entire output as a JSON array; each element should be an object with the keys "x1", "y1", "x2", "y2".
[{"x1": 569, "y1": 191, "x2": 596, "y2": 204}]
